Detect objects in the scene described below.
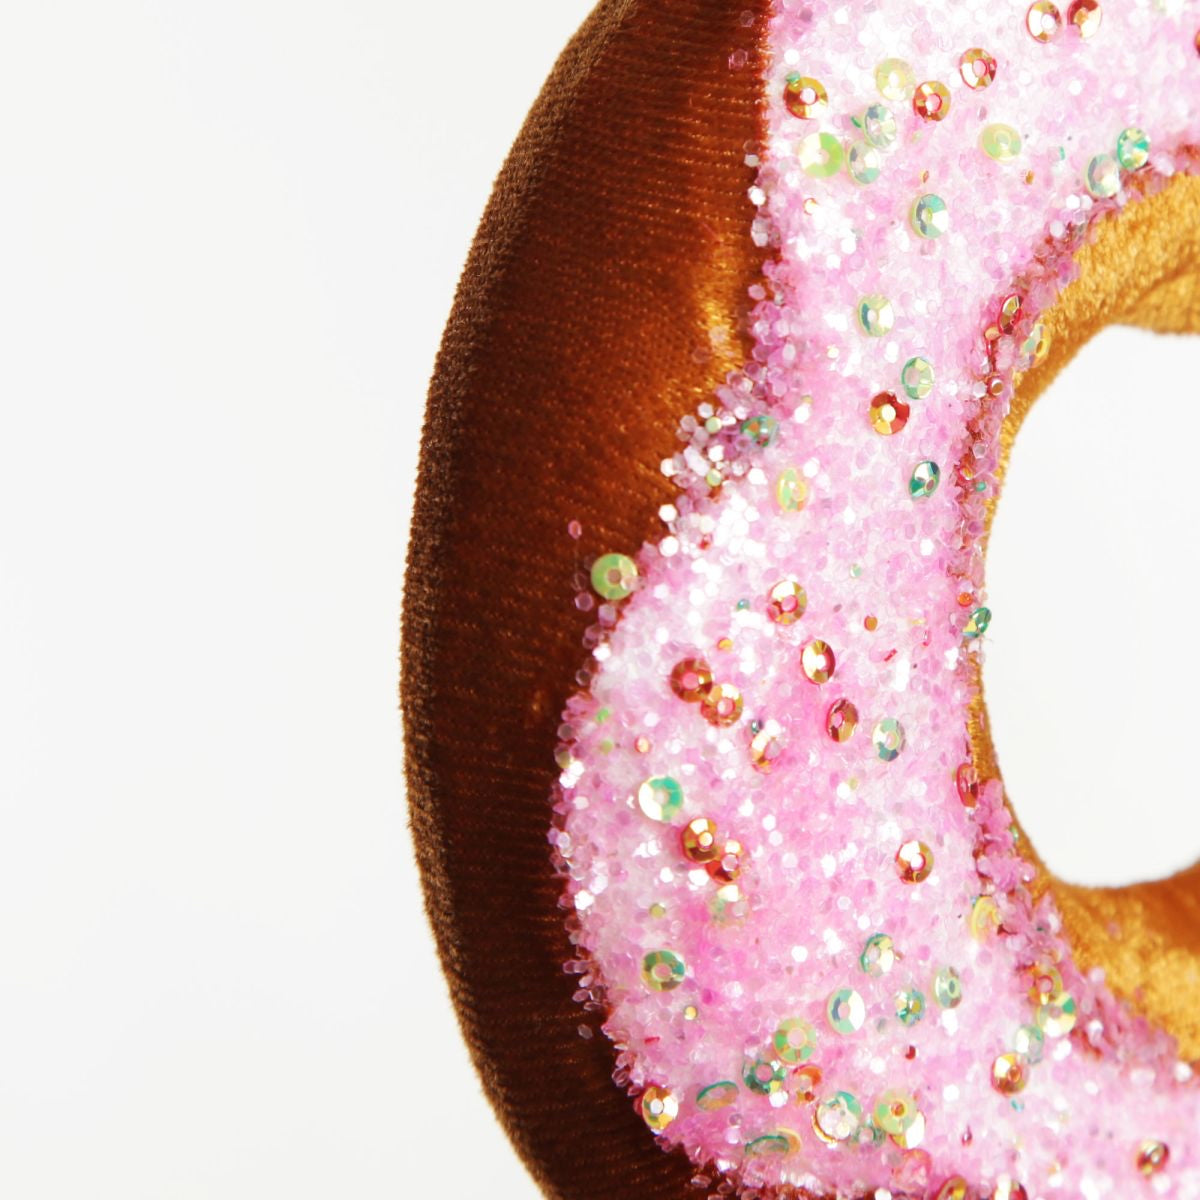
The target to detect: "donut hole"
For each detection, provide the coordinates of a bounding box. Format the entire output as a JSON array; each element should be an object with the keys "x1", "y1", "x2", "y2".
[{"x1": 984, "y1": 324, "x2": 1200, "y2": 889}]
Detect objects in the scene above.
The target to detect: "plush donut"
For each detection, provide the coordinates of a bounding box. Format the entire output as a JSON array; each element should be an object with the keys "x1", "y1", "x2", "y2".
[{"x1": 403, "y1": 2, "x2": 1200, "y2": 1199}]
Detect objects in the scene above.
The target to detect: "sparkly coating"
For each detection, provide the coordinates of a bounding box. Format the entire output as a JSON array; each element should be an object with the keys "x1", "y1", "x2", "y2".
[{"x1": 551, "y1": 2, "x2": 1200, "y2": 1197}]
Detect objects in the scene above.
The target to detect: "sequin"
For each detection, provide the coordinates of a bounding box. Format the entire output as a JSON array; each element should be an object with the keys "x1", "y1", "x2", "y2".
[
  {"x1": 991, "y1": 1053, "x2": 1029, "y2": 1095},
  {"x1": 775, "y1": 467, "x2": 809, "y2": 512},
  {"x1": 848, "y1": 140, "x2": 883, "y2": 185},
  {"x1": 901, "y1": 355, "x2": 935, "y2": 399},
  {"x1": 873, "y1": 717, "x2": 905, "y2": 761},
  {"x1": 740, "y1": 413, "x2": 779, "y2": 447},
  {"x1": 766, "y1": 579, "x2": 807, "y2": 624},
  {"x1": 991, "y1": 1178, "x2": 1030, "y2": 1200},
  {"x1": 670, "y1": 657, "x2": 713, "y2": 702},
  {"x1": 970, "y1": 896, "x2": 1002, "y2": 939},
  {"x1": 798, "y1": 131, "x2": 844, "y2": 178},
  {"x1": 701, "y1": 682, "x2": 744, "y2": 726},
  {"x1": 709, "y1": 882, "x2": 747, "y2": 924},
  {"x1": 826, "y1": 698, "x2": 858, "y2": 742},
  {"x1": 910, "y1": 461, "x2": 940, "y2": 499},
  {"x1": 695, "y1": 1081, "x2": 739, "y2": 1111},
  {"x1": 981, "y1": 123, "x2": 1022, "y2": 162},
  {"x1": 956, "y1": 762, "x2": 980, "y2": 807},
  {"x1": 858, "y1": 294, "x2": 895, "y2": 337},
  {"x1": 750, "y1": 725, "x2": 784, "y2": 772},
  {"x1": 960, "y1": 47, "x2": 997, "y2": 89},
  {"x1": 641, "y1": 949, "x2": 686, "y2": 992},
  {"x1": 783, "y1": 74, "x2": 828, "y2": 120},
  {"x1": 743, "y1": 1056, "x2": 787, "y2": 1095},
  {"x1": 934, "y1": 1176, "x2": 970, "y2": 1200},
  {"x1": 894, "y1": 987, "x2": 926, "y2": 1026},
  {"x1": 1026, "y1": 1, "x2": 1063, "y2": 41},
  {"x1": 896, "y1": 840, "x2": 933, "y2": 883},
  {"x1": 773, "y1": 1018, "x2": 818, "y2": 1064},
  {"x1": 875, "y1": 58, "x2": 914, "y2": 101},
  {"x1": 911, "y1": 193, "x2": 949, "y2": 238},
  {"x1": 933, "y1": 966, "x2": 963, "y2": 1008},
  {"x1": 704, "y1": 837, "x2": 745, "y2": 884},
  {"x1": 745, "y1": 1133, "x2": 793, "y2": 1157},
  {"x1": 637, "y1": 776, "x2": 683, "y2": 822},
  {"x1": 813, "y1": 1092, "x2": 862, "y2": 1143},
  {"x1": 681, "y1": 816, "x2": 720, "y2": 864},
  {"x1": 869, "y1": 392, "x2": 910, "y2": 435},
  {"x1": 800, "y1": 639, "x2": 836, "y2": 683},
  {"x1": 1014, "y1": 1024, "x2": 1045, "y2": 1064},
  {"x1": 874, "y1": 1089, "x2": 920, "y2": 1135},
  {"x1": 1026, "y1": 962, "x2": 1064, "y2": 1004},
  {"x1": 1086, "y1": 153, "x2": 1120, "y2": 198},
  {"x1": 1137, "y1": 1141, "x2": 1170, "y2": 1177},
  {"x1": 827, "y1": 987, "x2": 866, "y2": 1034},
  {"x1": 591, "y1": 552, "x2": 638, "y2": 600},
  {"x1": 1067, "y1": 0, "x2": 1102, "y2": 37},
  {"x1": 912, "y1": 81, "x2": 951, "y2": 122},
  {"x1": 793, "y1": 1064, "x2": 823, "y2": 1102},
  {"x1": 639, "y1": 1085, "x2": 679, "y2": 1131},
  {"x1": 860, "y1": 932, "x2": 896, "y2": 976},
  {"x1": 891, "y1": 1111, "x2": 926, "y2": 1149},
  {"x1": 998, "y1": 292, "x2": 1024, "y2": 333},
  {"x1": 964, "y1": 607, "x2": 992, "y2": 638},
  {"x1": 1117, "y1": 126, "x2": 1150, "y2": 170},
  {"x1": 1035, "y1": 992, "x2": 1078, "y2": 1037},
  {"x1": 1019, "y1": 321, "x2": 1051, "y2": 367},
  {"x1": 856, "y1": 102, "x2": 898, "y2": 148}
]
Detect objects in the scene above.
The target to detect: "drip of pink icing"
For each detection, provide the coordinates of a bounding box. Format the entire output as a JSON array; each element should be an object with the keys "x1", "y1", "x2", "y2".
[{"x1": 553, "y1": 1, "x2": 1200, "y2": 1195}]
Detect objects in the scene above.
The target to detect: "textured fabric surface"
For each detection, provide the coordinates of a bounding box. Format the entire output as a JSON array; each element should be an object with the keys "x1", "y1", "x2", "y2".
[{"x1": 401, "y1": 3, "x2": 768, "y2": 1196}]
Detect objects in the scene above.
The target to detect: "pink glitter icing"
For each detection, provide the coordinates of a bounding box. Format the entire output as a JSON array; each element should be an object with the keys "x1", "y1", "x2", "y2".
[{"x1": 552, "y1": 1, "x2": 1200, "y2": 1196}]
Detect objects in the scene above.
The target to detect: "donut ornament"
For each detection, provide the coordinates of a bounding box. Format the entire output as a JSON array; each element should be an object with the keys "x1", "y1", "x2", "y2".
[{"x1": 403, "y1": 2, "x2": 1200, "y2": 1198}]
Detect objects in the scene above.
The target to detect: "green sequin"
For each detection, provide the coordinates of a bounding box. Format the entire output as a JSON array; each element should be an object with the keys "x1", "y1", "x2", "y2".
[
  {"x1": 909, "y1": 461, "x2": 940, "y2": 499},
  {"x1": 911, "y1": 193, "x2": 949, "y2": 238},
  {"x1": 591, "y1": 552, "x2": 638, "y2": 600},
  {"x1": 981, "y1": 123, "x2": 1022, "y2": 162},
  {"x1": 1116, "y1": 127, "x2": 1150, "y2": 171},
  {"x1": 798, "y1": 131, "x2": 844, "y2": 178}
]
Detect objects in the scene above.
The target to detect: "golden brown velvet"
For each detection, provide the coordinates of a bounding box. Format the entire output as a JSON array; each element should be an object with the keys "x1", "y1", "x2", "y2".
[
  {"x1": 403, "y1": 2, "x2": 1200, "y2": 1193},
  {"x1": 402, "y1": 3, "x2": 769, "y2": 1197}
]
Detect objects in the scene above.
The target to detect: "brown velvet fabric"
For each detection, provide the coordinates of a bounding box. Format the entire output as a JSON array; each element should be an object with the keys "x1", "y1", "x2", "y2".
[{"x1": 401, "y1": 3, "x2": 768, "y2": 1196}]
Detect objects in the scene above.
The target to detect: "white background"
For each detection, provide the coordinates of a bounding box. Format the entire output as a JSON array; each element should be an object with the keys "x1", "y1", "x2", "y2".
[{"x1": 0, "y1": 3, "x2": 1194, "y2": 1198}]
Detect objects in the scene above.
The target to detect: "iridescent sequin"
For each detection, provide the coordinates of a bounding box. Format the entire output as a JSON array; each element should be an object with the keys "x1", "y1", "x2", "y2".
[
  {"x1": 875, "y1": 58, "x2": 914, "y2": 101},
  {"x1": 894, "y1": 987, "x2": 926, "y2": 1026},
  {"x1": 639, "y1": 1086, "x2": 679, "y2": 1130},
  {"x1": 813, "y1": 1092, "x2": 863, "y2": 1143},
  {"x1": 858, "y1": 294, "x2": 895, "y2": 337},
  {"x1": 872, "y1": 717, "x2": 905, "y2": 761},
  {"x1": 960, "y1": 47, "x2": 997, "y2": 89},
  {"x1": 1026, "y1": 1, "x2": 1063, "y2": 42},
  {"x1": 798, "y1": 131, "x2": 844, "y2": 178},
  {"x1": 869, "y1": 392, "x2": 910, "y2": 436},
  {"x1": 669, "y1": 657, "x2": 713, "y2": 702},
  {"x1": 874, "y1": 1088, "x2": 920, "y2": 1134},
  {"x1": 910, "y1": 460, "x2": 941, "y2": 499},
  {"x1": 933, "y1": 966, "x2": 963, "y2": 1008},
  {"x1": 696, "y1": 1081, "x2": 739, "y2": 1111},
  {"x1": 766, "y1": 579, "x2": 807, "y2": 624},
  {"x1": 1086, "y1": 153, "x2": 1120, "y2": 198},
  {"x1": 801, "y1": 639, "x2": 836, "y2": 683},
  {"x1": 848, "y1": 140, "x2": 883, "y2": 185},
  {"x1": 912, "y1": 81, "x2": 951, "y2": 121},
  {"x1": 1117, "y1": 127, "x2": 1150, "y2": 170},
  {"x1": 1137, "y1": 1141, "x2": 1170, "y2": 1177},
  {"x1": 827, "y1": 987, "x2": 866, "y2": 1034},
  {"x1": 857, "y1": 102, "x2": 898, "y2": 148},
  {"x1": 681, "y1": 816, "x2": 720, "y2": 864},
  {"x1": 783, "y1": 74, "x2": 828, "y2": 120},
  {"x1": 911, "y1": 193, "x2": 949, "y2": 238},
  {"x1": 896, "y1": 840, "x2": 933, "y2": 883},
  {"x1": 901, "y1": 355, "x2": 935, "y2": 399},
  {"x1": 641, "y1": 949, "x2": 686, "y2": 992},
  {"x1": 991, "y1": 1053, "x2": 1029, "y2": 1095},
  {"x1": 591, "y1": 552, "x2": 638, "y2": 600},
  {"x1": 1066, "y1": 0, "x2": 1102, "y2": 38},
  {"x1": 637, "y1": 776, "x2": 683, "y2": 822},
  {"x1": 860, "y1": 932, "x2": 896, "y2": 977},
  {"x1": 981, "y1": 124, "x2": 1022, "y2": 162},
  {"x1": 826, "y1": 698, "x2": 859, "y2": 742},
  {"x1": 773, "y1": 1018, "x2": 818, "y2": 1064},
  {"x1": 701, "y1": 683, "x2": 744, "y2": 726}
]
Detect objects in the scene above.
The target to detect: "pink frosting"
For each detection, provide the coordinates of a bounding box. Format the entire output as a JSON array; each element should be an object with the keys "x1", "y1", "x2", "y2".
[{"x1": 552, "y1": 1, "x2": 1200, "y2": 1195}]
